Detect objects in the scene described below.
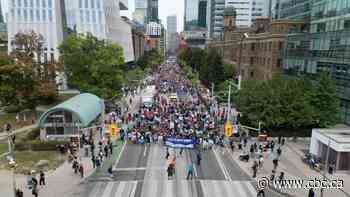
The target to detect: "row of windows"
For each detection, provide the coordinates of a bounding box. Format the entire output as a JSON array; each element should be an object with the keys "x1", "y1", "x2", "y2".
[
  {"x1": 12, "y1": 0, "x2": 53, "y2": 8},
  {"x1": 227, "y1": 1, "x2": 250, "y2": 5},
  {"x1": 311, "y1": 19, "x2": 350, "y2": 33},
  {"x1": 11, "y1": 8, "x2": 53, "y2": 22},
  {"x1": 79, "y1": 10, "x2": 104, "y2": 24},
  {"x1": 78, "y1": 0, "x2": 102, "y2": 9}
]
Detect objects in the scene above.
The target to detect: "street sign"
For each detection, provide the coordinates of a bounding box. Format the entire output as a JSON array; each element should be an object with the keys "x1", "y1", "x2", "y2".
[
  {"x1": 225, "y1": 122, "x2": 233, "y2": 137},
  {"x1": 110, "y1": 123, "x2": 118, "y2": 138}
]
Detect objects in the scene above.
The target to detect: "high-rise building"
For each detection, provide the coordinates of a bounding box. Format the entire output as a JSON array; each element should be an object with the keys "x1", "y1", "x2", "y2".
[
  {"x1": 281, "y1": 0, "x2": 350, "y2": 124},
  {"x1": 147, "y1": 0, "x2": 158, "y2": 22},
  {"x1": 184, "y1": 0, "x2": 208, "y2": 31},
  {"x1": 8, "y1": 0, "x2": 134, "y2": 62},
  {"x1": 134, "y1": 0, "x2": 147, "y2": 24},
  {"x1": 167, "y1": 15, "x2": 178, "y2": 53},
  {"x1": 279, "y1": 0, "x2": 311, "y2": 20},
  {"x1": 208, "y1": 0, "x2": 225, "y2": 39},
  {"x1": 225, "y1": 0, "x2": 269, "y2": 27}
]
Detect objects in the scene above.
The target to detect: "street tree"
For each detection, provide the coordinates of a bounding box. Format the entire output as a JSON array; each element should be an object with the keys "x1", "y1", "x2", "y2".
[{"x1": 59, "y1": 33, "x2": 125, "y2": 99}]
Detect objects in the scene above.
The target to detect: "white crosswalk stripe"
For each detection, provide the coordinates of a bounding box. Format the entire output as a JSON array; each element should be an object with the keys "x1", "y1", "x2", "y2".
[{"x1": 89, "y1": 180, "x2": 257, "y2": 197}]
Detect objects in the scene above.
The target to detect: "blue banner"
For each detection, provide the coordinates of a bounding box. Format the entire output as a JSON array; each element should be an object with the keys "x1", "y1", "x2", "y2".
[{"x1": 165, "y1": 138, "x2": 195, "y2": 149}]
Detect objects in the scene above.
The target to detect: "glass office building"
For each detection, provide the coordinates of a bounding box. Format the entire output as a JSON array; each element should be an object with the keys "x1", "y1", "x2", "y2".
[
  {"x1": 184, "y1": 0, "x2": 207, "y2": 31},
  {"x1": 282, "y1": 0, "x2": 350, "y2": 124}
]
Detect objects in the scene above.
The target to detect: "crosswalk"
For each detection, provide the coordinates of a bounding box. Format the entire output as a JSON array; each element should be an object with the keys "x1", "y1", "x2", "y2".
[{"x1": 88, "y1": 180, "x2": 257, "y2": 197}]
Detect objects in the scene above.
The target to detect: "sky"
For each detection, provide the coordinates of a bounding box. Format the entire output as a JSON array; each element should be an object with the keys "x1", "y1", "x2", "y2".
[
  {"x1": 1, "y1": 0, "x2": 184, "y2": 32},
  {"x1": 122, "y1": 0, "x2": 184, "y2": 32}
]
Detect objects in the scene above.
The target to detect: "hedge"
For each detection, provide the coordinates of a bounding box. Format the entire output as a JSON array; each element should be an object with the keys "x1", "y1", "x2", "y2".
[{"x1": 15, "y1": 140, "x2": 69, "y2": 151}]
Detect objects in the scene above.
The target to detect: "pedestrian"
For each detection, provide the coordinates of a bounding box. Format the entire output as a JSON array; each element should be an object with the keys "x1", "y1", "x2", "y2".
[
  {"x1": 179, "y1": 148, "x2": 183, "y2": 156},
  {"x1": 165, "y1": 148, "x2": 170, "y2": 160},
  {"x1": 186, "y1": 163, "x2": 194, "y2": 180},
  {"x1": 281, "y1": 138, "x2": 285, "y2": 146},
  {"x1": 109, "y1": 142, "x2": 113, "y2": 155},
  {"x1": 39, "y1": 171, "x2": 45, "y2": 186},
  {"x1": 252, "y1": 161, "x2": 258, "y2": 178},
  {"x1": 104, "y1": 145, "x2": 109, "y2": 158},
  {"x1": 258, "y1": 155, "x2": 264, "y2": 169},
  {"x1": 278, "y1": 171, "x2": 284, "y2": 183},
  {"x1": 271, "y1": 141, "x2": 275, "y2": 152},
  {"x1": 91, "y1": 155, "x2": 96, "y2": 168},
  {"x1": 73, "y1": 159, "x2": 79, "y2": 174},
  {"x1": 167, "y1": 164, "x2": 173, "y2": 179},
  {"x1": 32, "y1": 176, "x2": 38, "y2": 197},
  {"x1": 230, "y1": 140, "x2": 235, "y2": 152},
  {"x1": 270, "y1": 170, "x2": 276, "y2": 181},
  {"x1": 308, "y1": 188, "x2": 315, "y2": 197},
  {"x1": 108, "y1": 165, "x2": 113, "y2": 178},
  {"x1": 196, "y1": 151, "x2": 202, "y2": 166},
  {"x1": 79, "y1": 164, "x2": 84, "y2": 178},
  {"x1": 277, "y1": 147, "x2": 282, "y2": 157},
  {"x1": 278, "y1": 136, "x2": 281, "y2": 144},
  {"x1": 273, "y1": 158, "x2": 279, "y2": 170},
  {"x1": 257, "y1": 184, "x2": 265, "y2": 197}
]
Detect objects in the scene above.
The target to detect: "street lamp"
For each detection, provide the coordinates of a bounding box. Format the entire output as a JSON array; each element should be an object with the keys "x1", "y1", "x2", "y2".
[{"x1": 237, "y1": 33, "x2": 249, "y2": 90}]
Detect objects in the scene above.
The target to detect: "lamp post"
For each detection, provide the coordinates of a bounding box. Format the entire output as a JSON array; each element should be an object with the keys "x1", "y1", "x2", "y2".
[{"x1": 237, "y1": 33, "x2": 249, "y2": 89}]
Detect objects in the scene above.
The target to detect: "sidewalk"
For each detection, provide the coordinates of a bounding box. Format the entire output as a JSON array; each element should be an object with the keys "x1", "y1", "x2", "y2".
[
  {"x1": 0, "y1": 124, "x2": 37, "y2": 140},
  {"x1": 232, "y1": 138, "x2": 350, "y2": 197}
]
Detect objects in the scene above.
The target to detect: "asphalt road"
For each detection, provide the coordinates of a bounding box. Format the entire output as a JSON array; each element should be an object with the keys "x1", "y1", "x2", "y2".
[{"x1": 70, "y1": 143, "x2": 285, "y2": 197}]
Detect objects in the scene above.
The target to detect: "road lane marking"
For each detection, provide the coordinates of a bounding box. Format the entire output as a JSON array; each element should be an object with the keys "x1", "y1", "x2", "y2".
[
  {"x1": 143, "y1": 145, "x2": 148, "y2": 157},
  {"x1": 89, "y1": 182, "x2": 103, "y2": 197},
  {"x1": 113, "y1": 141, "x2": 126, "y2": 171},
  {"x1": 213, "y1": 148, "x2": 231, "y2": 181},
  {"x1": 101, "y1": 182, "x2": 114, "y2": 197},
  {"x1": 114, "y1": 181, "x2": 126, "y2": 197}
]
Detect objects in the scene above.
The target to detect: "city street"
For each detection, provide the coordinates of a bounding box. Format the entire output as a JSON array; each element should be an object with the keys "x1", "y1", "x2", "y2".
[{"x1": 68, "y1": 142, "x2": 283, "y2": 197}]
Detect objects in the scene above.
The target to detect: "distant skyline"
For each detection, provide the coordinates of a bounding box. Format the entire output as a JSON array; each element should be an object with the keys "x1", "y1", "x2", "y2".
[
  {"x1": 1, "y1": 0, "x2": 184, "y2": 32},
  {"x1": 123, "y1": 0, "x2": 184, "y2": 32}
]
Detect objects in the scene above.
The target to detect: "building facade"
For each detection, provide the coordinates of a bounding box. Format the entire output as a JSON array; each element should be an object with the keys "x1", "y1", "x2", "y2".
[
  {"x1": 134, "y1": 0, "x2": 147, "y2": 24},
  {"x1": 279, "y1": 0, "x2": 311, "y2": 20},
  {"x1": 147, "y1": 0, "x2": 158, "y2": 22},
  {"x1": 282, "y1": 0, "x2": 350, "y2": 124},
  {"x1": 8, "y1": 0, "x2": 65, "y2": 61},
  {"x1": 167, "y1": 15, "x2": 178, "y2": 53},
  {"x1": 8, "y1": 0, "x2": 134, "y2": 62},
  {"x1": 225, "y1": 0, "x2": 252, "y2": 27},
  {"x1": 132, "y1": 26, "x2": 146, "y2": 61},
  {"x1": 184, "y1": 0, "x2": 208, "y2": 31},
  {"x1": 208, "y1": 0, "x2": 225, "y2": 39}
]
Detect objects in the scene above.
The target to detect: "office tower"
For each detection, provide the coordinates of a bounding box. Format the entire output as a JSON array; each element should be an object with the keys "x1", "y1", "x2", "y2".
[
  {"x1": 147, "y1": 0, "x2": 158, "y2": 22},
  {"x1": 134, "y1": 0, "x2": 147, "y2": 24},
  {"x1": 225, "y1": 0, "x2": 252, "y2": 27},
  {"x1": 167, "y1": 15, "x2": 178, "y2": 53},
  {"x1": 209, "y1": 0, "x2": 225, "y2": 39},
  {"x1": 184, "y1": 0, "x2": 208, "y2": 31}
]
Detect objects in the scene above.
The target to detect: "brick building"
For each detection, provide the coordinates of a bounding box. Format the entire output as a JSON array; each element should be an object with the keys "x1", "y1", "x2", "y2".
[{"x1": 208, "y1": 7, "x2": 306, "y2": 81}]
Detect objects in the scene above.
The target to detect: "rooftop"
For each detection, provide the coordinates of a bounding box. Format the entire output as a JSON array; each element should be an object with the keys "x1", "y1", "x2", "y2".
[{"x1": 315, "y1": 128, "x2": 350, "y2": 144}]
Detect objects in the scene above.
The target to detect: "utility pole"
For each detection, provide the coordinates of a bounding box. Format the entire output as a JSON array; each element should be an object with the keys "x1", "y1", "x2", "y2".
[
  {"x1": 227, "y1": 83, "x2": 231, "y2": 122},
  {"x1": 321, "y1": 139, "x2": 331, "y2": 197}
]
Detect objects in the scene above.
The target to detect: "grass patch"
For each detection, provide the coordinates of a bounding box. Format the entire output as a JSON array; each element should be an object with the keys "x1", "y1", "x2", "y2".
[
  {"x1": 0, "y1": 141, "x2": 8, "y2": 155},
  {"x1": 0, "y1": 151, "x2": 66, "y2": 174},
  {"x1": 0, "y1": 113, "x2": 16, "y2": 131}
]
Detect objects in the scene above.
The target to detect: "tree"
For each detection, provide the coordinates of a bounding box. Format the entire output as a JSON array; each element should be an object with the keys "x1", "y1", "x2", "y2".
[
  {"x1": 59, "y1": 33, "x2": 125, "y2": 99},
  {"x1": 136, "y1": 49, "x2": 163, "y2": 71},
  {"x1": 306, "y1": 73, "x2": 340, "y2": 127},
  {"x1": 200, "y1": 49, "x2": 224, "y2": 86},
  {"x1": 0, "y1": 31, "x2": 59, "y2": 110}
]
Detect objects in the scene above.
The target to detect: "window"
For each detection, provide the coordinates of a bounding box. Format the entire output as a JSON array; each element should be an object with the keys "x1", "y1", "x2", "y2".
[
  {"x1": 92, "y1": 11, "x2": 96, "y2": 23},
  {"x1": 86, "y1": 10, "x2": 90, "y2": 23},
  {"x1": 18, "y1": 0, "x2": 22, "y2": 7},
  {"x1": 17, "y1": 9, "x2": 21, "y2": 21},
  {"x1": 85, "y1": 0, "x2": 89, "y2": 8},
  {"x1": 24, "y1": 0, "x2": 28, "y2": 7},
  {"x1": 80, "y1": 10, "x2": 84, "y2": 23},
  {"x1": 24, "y1": 9, "x2": 28, "y2": 21},
  {"x1": 48, "y1": 0, "x2": 52, "y2": 8},
  {"x1": 98, "y1": 11, "x2": 102, "y2": 23},
  {"x1": 42, "y1": 0, "x2": 46, "y2": 7},
  {"x1": 97, "y1": 0, "x2": 101, "y2": 8},
  {"x1": 48, "y1": 9, "x2": 52, "y2": 21},
  {"x1": 79, "y1": 0, "x2": 83, "y2": 8},
  {"x1": 344, "y1": 20, "x2": 350, "y2": 29},
  {"x1": 91, "y1": 0, "x2": 94, "y2": 8},
  {"x1": 30, "y1": 0, "x2": 34, "y2": 7},
  {"x1": 11, "y1": 9, "x2": 15, "y2": 20},
  {"x1": 36, "y1": 9, "x2": 40, "y2": 21},
  {"x1": 30, "y1": 9, "x2": 34, "y2": 21},
  {"x1": 42, "y1": 9, "x2": 46, "y2": 21},
  {"x1": 36, "y1": 0, "x2": 40, "y2": 7}
]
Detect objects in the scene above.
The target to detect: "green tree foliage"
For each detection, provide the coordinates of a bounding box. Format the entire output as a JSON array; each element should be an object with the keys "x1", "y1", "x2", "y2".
[
  {"x1": 236, "y1": 75, "x2": 339, "y2": 130},
  {"x1": 136, "y1": 49, "x2": 163, "y2": 71},
  {"x1": 59, "y1": 34, "x2": 125, "y2": 99},
  {"x1": 0, "y1": 31, "x2": 59, "y2": 110},
  {"x1": 178, "y1": 48, "x2": 225, "y2": 87}
]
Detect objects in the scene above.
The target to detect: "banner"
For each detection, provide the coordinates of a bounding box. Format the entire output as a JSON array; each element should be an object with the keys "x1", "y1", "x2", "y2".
[{"x1": 165, "y1": 138, "x2": 195, "y2": 149}]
